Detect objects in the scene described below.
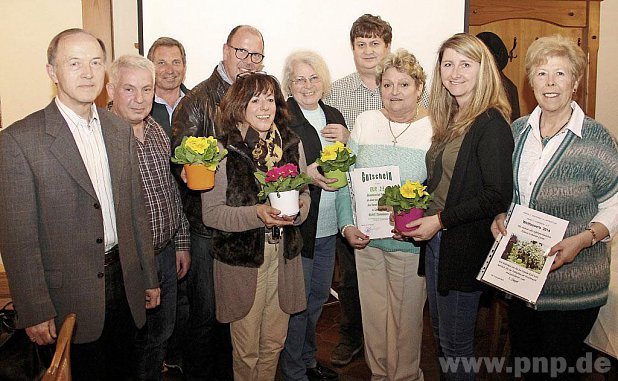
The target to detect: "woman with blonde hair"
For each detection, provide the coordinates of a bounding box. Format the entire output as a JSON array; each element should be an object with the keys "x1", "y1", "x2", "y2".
[{"x1": 400, "y1": 33, "x2": 514, "y2": 380}]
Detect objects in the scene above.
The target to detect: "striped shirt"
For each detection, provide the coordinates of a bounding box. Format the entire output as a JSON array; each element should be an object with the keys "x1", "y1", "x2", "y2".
[
  {"x1": 55, "y1": 97, "x2": 118, "y2": 251},
  {"x1": 134, "y1": 115, "x2": 190, "y2": 251}
]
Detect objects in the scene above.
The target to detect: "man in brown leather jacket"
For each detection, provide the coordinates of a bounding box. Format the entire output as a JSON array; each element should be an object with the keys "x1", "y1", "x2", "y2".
[{"x1": 170, "y1": 24, "x2": 264, "y2": 381}]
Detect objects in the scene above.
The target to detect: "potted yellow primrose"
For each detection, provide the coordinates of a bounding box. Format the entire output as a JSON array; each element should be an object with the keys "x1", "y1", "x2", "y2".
[
  {"x1": 172, "y1": 136, "x2": 227, "y2": 190},
  {"x1": 378, "y1": 180, "x2": 431, "y2": 232},
  {"x1": 255, "y1": 163, "x2": 313, "y2": 216},
  {"x1": 315, "y1": 141, "x2": 356, "y2": 189}
]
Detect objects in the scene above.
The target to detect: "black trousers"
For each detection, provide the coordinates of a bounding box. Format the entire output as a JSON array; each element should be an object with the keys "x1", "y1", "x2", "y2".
[
  {"x1": 508, "y1": 298, "x2": 600, "y2": 381},
  {"x1": 71, "y1": 259, "x2": 139, "y2": 381}
]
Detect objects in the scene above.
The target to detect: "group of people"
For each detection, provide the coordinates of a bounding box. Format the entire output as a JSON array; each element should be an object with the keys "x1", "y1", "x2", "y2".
[{"x1": 0, "y1": 12, "x2": 616, "y2": 381}]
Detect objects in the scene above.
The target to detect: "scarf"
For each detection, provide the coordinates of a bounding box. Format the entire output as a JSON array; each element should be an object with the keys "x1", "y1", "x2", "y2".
[{"x1": 244, "y1": 123, "x2": 283, "y2": 172}]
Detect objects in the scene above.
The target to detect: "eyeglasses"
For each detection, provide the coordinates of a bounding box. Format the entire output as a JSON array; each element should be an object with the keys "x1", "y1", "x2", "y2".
[
  {"x1": 235, "y1": 71, "x2": 268, "y2": 80},
  {"x1": 291, "y1": 75, "x2": 321, "y2": 86},
  {"x1": 228, "y1": 45, "x2": 265, "y2": 64}
]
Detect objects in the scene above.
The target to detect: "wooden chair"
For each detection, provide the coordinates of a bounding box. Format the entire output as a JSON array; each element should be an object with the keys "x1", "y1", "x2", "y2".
[{"x1": 42, "y1": 313, "x2": 76, "y2": 381}]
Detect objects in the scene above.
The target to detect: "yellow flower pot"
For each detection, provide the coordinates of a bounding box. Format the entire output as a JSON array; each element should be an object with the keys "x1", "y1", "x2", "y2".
[
  {"x1": 184, "y1": 164, "x2": 215, "y2": 190},
  {"x1": 324, "y1": 169, "x2": 348, "y2": 189}
]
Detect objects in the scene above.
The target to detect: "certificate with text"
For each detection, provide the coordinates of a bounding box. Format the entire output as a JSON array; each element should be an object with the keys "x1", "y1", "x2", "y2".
[
  {"x1": 477, "y1": 204, "x2": 569, "y2": 304},
  {"x1": 348, "y1": 166, "x2": 400, "y2": 239}
]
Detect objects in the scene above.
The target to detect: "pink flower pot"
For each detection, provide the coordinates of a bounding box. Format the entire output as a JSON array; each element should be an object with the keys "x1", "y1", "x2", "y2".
[{"x1": 394, "y1": 208, "x2": 425, "y2": 232}]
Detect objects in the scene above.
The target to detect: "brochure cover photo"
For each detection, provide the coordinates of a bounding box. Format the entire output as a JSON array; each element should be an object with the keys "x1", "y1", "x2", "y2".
[{"x1": 477, "y1": 204, "x2": 569, "y2": 304}]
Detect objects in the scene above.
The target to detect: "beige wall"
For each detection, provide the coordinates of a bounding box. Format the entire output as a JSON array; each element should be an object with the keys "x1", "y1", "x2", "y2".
[
  {"x1": 0, "y1": 0, "x2": 82, "y2": 128},
  {"x1": 112, "y1": 0, "x2": 139, "y2": 57}
]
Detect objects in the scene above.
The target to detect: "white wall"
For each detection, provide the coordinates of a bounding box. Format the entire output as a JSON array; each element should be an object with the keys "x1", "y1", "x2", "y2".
[
  {"x1": 141, "y1": 0, "x2": 466, "y2": 88},
  {"x1": 112, "y1": 0, "x2": 139, "y2": 57}
]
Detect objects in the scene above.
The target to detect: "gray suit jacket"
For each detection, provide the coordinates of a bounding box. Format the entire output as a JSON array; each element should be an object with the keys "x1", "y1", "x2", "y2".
[{"x1": 0, "y1": 101, "x2": 158, "y2": 343}]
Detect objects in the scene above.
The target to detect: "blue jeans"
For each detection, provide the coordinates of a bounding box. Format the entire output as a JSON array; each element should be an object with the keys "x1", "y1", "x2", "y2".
[
  {"x1": 183, "y1": 232, "x2": 233, "y2": 381},
  {"x1": 425, "y1": 232, "x2": 482, "y2": 381},
  {"x1": 135, "y1": 242, "x2": 177, "y2": 381},
  {"x1": 280, "y1": 235, "x2": 337, "y2": 380}
]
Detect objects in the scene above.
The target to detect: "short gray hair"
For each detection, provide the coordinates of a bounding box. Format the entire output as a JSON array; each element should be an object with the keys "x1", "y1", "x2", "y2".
[{"x1": 108, "y1": 54, "x2": 155, "y2": 85}]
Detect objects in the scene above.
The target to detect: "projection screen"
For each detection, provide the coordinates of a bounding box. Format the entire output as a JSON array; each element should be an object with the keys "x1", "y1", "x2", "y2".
[{"x1": 141, "y1": 0, "x2": 467, "y2": 89}]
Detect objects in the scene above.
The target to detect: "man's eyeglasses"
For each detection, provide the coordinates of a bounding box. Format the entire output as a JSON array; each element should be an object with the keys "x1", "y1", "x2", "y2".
[
  {"x1": 291, "y1": 75, "x2": 321, "y2": 86},
  {"x1": 228, "y1": 45, "x2": 265, "y2": 64}
]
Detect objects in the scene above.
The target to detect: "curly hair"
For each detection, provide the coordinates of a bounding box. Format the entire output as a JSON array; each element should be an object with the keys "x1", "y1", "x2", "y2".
[
  {"x1": 375, "y1": 48, "x2": 426, "y2": 90},
  {"x1": 525, "y1": 35, "x2": 586, "y2": 86}
]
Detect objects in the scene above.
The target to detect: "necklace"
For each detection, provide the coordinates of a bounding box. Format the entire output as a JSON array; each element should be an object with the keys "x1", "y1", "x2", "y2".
[
  {"x1": 388, "y1": 108, "x2": 419, "y2": 146},
  {"x1": 540, "y1": 108, "x2": 573, "y2": 147}
]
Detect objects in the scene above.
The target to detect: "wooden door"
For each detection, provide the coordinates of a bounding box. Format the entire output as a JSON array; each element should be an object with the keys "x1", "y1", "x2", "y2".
[{"x1": 469, "y1": 0, "x2": 601, "y2": 117}]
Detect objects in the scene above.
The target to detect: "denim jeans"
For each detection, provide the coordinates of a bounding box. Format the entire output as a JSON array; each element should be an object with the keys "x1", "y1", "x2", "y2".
[
  {"x1": 425, "y1": 232, "x2": 482, "y2": 381},
  {"x1": 335, "y1": 235, "x2": 363, "y2": 345},
  {"x1": 183, "y1": 231, "x2": 233, "y2": 381},
  {"x1": 281, "y1": 235, "x2": 337, "y2": 380},
  {"x1": 135, "y1": 242, "x2": 177, "y2": 381},
  {"x1": 164, "y1": 274, "x2": 188, "y2": 367}
]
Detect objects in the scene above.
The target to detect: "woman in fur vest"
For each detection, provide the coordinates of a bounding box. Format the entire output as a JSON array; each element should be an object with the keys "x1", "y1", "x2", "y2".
[{"x1": 201, "y1": 72, "x2": 310, "y2": 381}]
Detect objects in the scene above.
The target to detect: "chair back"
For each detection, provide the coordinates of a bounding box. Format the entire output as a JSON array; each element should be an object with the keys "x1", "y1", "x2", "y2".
[{"x1": 41, "y1": 313, "x2": 76, "y2": 381}]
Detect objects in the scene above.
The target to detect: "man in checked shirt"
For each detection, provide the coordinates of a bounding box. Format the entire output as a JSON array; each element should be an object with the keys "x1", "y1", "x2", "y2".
[{"x1": 107, "y1": 54, "x2": 191, "y2": 381}]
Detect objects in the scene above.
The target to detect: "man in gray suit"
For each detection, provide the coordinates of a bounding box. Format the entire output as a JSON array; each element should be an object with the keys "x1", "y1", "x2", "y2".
[{"x1": 0, "y1": 28, "x2": 160, "y2": 380}]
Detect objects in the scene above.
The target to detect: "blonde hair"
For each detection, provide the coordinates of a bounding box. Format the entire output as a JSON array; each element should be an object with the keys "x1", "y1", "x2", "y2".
[
  {"x1": 281, "y1": 50, "x2": 332, "y2": 98},
  {"x1": 525, "y1": 35, "x2": 586, "y2": 86},
  {"x1": 375, "y1": 48, "x2": 426, "y2": 90},
  {"x1": 108, "y1": 54, "x2": 155, "y2": 85},
  {"x1": 429, "y1": 33, "x2": 511, "y2": 142}
]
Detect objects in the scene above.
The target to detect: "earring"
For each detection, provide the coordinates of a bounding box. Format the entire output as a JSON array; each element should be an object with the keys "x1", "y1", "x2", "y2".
[{"x1": 573, "y1": 88, "x2": 577, "y2": 93}]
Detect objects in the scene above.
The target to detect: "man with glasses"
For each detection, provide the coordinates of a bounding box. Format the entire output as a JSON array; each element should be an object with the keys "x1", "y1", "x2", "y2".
[{"x1": 170, "y1": 24, "x2": 264, "y2": 381}]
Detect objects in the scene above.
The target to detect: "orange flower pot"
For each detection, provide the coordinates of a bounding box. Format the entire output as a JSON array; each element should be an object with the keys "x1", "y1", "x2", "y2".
[{"x1": 184, "y1": 164, "x2": 215, "y2": 190}]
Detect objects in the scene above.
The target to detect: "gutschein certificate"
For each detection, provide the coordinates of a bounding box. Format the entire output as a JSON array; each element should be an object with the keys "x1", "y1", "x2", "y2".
[
  {"x1": 348, "y1": 166, "x2": 400, "y2": 239},
  {"x1": 477, "y1": 204, "x2": 568, "y2": 304}
]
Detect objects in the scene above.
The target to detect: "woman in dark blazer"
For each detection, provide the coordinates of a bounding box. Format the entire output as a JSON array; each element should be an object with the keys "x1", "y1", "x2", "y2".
[{"x1": 400, "y1": 33, "x2": 514, "y2": 380}]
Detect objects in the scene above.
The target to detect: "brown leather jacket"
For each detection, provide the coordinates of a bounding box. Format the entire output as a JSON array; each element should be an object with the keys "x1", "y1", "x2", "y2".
[{"x1": 171, "y1": 66, "x2": 230, "y2": 235}]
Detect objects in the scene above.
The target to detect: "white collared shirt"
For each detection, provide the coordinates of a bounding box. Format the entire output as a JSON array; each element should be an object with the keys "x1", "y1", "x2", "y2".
[
  {"x1": 518, "y1": 101, "x2": 618, "y2": 239},
  {"x1": 55, "y1": 98, "x2": 118, "y2": 250},
  {"x1": 154, "y1": 89, "x2": 185, "y2": 125}
]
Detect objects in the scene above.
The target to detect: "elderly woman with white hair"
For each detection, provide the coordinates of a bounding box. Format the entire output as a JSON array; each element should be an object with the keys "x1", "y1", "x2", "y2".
[
  {"x1": 278, "y1": 50, "x2": 346, "y2": 381},
  {"x1": 492, "y1": 35, "x2": 618, "y2": 381}
]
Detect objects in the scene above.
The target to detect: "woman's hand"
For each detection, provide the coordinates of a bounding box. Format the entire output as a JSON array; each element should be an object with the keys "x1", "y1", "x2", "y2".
[
  {"x1": 491, "y1": 213, "x2": 507, "y2": 239},
  {"x1": 256, "y1": 204, "x2": 295, "y2": 228},
  {"x1": 343, "y1": 226, "x2": 370, "y2": 250},
  {"x1": 400, "y1": 214, "x2": 442, "y2": 241},
  {"x1": 307, "y1": 162, "x2": 337, "y2": 191},
  {"x1": 321, "y1": 123, "x2": 350, "y2": 143},
  {"x1": 548, "y1": 232, "x2": 590, "y2": 272}
]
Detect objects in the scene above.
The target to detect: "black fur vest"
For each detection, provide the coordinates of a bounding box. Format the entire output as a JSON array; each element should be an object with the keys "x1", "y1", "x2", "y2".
[{"x1": 210, "y1": 125, "x2": 304, "y2": 268}]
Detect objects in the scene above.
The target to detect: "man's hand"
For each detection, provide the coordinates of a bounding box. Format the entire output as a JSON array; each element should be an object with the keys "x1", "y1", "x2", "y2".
[
  {"x1": 176, "y1": 250, "x2": 191, "y2": 279},
  {"x1": 321, "y1": 123, "x2": 350, "y2": 143},
  {"x1": 25, "y1": 319, "x2": 57, "y2": 345},
  {"x1": 145, "y1": 288, "x2": 161, "y2": 309}
]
